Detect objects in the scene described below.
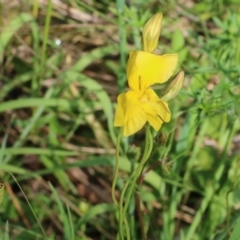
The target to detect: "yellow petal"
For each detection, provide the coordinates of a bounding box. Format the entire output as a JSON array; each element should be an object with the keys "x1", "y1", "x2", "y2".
[
  {"x1": 114, "y1": 93, "x2": 126, "y2": 126},
  {"x1": 114, "y1": 90, "x2": 147, "y2": 136},
  {"x1": 142, "y1": 99, "x2": 171, "y2": 123},
  {"x1": 142, "y1": 12, "x2": 162, "y2": 52},
  {"x1": 139, "y1": 88, "x2": 171, "y2": 123},
  {"x1": 123, "y1": 105, "x2": 146, "y2": 136},
  {"x1": 156, "y1": 101, "x2": 171, "y2": 122},
  {"x1": 126, "y1": 51, "x2": 140, "y2": 92},
  {"x1": 127, "y1": 50, "x2": 178, "y2": 92},
  {"x1": 146, "y1": 114, "x2": 163, "y2": 131},
  {"x1": 123, "y1": 90, "x2": 146, "y2": 136},
  {"x1": 144, "y1": 88, "x2": 162, "y2": 101}
]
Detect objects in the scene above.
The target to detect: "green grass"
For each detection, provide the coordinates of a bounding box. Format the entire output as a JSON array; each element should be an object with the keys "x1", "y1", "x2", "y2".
[{"x1": 0, "y1": 0, "x2": 240, "y2": 239}]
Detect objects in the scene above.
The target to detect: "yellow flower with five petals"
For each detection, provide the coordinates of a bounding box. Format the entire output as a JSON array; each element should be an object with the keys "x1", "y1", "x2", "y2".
[{"x1": 114, "y1": 13, "x2": 178, "y2": 137}]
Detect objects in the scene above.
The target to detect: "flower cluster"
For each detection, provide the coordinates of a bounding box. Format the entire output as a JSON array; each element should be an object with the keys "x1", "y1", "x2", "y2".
[{"x1": 114, "y1": 13, "x2": 181, "y2": 137}]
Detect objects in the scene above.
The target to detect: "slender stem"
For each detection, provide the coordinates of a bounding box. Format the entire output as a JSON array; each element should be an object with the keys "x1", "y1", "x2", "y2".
[
  {"x1": 111, "y1": 128, "x2": 123, "y2": 206},
  {"x1": 32, "y1": 0, "x2": 39, "y2": 18},
  {"x1": 38, "y1": 0, "x2": 52, "y2": 90},
  {"x1": 118, "y1": 162, "x2": 138, "y2": 239},
  {"x1": 123, "y1": 126, "x2": 153, "y2": 217},
  {"x1": 129, "y1": 159, "x2": 136, "y2": 240},
  {"x1": 112, "y1": 128, "x2": 129, "y2": 240},
  {"x1": 136, "y1": 161, "x2": 163, "y2": 240},
  {"x1": 118, "y1": 125, "x2": 153, "y2": 239}
]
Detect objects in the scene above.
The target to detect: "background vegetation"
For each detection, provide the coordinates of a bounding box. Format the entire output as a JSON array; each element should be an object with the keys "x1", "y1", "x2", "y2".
[{"x1": 0, "y1": 0, "x2": 240, "y2": 239}]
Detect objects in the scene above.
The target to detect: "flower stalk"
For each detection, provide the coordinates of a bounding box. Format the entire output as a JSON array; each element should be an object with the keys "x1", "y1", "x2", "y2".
[{"x1": 112, "y1": 12, "x2": 184, "y2": 239}]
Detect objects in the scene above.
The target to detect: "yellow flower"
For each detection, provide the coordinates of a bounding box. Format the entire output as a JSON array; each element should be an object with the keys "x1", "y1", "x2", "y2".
[
  {"x1": 114, "y1": 13, "x2": 178, "y2": 137},
  {"x1": 114, "y1": 90, "x2": 171, "y2": 137},
  {"x1": 114, "y1": 54, "x2": 177, "y2": 136}
]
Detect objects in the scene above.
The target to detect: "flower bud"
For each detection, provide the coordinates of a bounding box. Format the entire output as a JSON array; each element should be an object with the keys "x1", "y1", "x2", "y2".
[
  {"x1": 154, "y1": 132, "x2": 168, "y2": 146},
  {"x1": 161, "y1": 71, "x2": 184, "y2": 101},
  {"x1": 142, "y1": 12, "x2": 162, "y2": 52}
]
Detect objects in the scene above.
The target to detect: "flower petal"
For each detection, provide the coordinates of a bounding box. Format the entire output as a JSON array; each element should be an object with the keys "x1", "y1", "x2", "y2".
[
  {"x1": 142, "y1": 101, "x2": 170, "y2": 121},
  {"x1": 144, "y1": 88, "x2": 162, "y2": 101},
  {"x1": 123, "y1": 106, "x2": 146, "y2": 136},
  {"x1": 127, "y1": 50, "x2": 178, "y2": 92},
  {"x1": 146, "y1": 114, "x2": 163, "y2": 131},
  {"x1": 114, "y1": 90, "x2": 147, "y2": 136},
  {"x1": 156, "y1": 101, "x2": 171, "y2": 122},
  {"x1": 141, "y1": 88, "x2": 171, "y2": 122},
  {"x1": 123, "y1": 90, "x2": 146, "y2": 136},
  {"x1": 114, "y1": 93, "x2": 126, "y2": 126}
]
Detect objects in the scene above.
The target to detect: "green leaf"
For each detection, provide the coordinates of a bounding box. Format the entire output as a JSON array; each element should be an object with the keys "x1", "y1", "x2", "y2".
[
  {"x1": 171, "y1": 30, "x2": 185, "y2": 52},
  {"x1": 229, "y1": 220, "x2": 240, "y2": 240},
  {"x1": 77, "y1": 203, "x2": 115, "y2": 228}
]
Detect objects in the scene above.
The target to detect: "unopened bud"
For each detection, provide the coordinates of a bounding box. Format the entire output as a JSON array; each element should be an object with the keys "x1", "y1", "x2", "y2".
[
  {"x1": 154, "y1": 132, "x2": 168, "y2": 146},
  {"x1": 161, "y1": 71, "x2": 184, "y2": 101},
  {"x1": 142, "y1": 12, "x2": 162, "y2": 52}
]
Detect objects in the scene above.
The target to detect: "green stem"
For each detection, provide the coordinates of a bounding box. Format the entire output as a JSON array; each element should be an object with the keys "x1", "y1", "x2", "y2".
[
  {"x1": 118, "y1": 125, "x2": 153, "y2": 239},
  {"x1": 123, "y1": 126, "x2": 153, "y2": 216},
  {"x1": 38, "y1": 0, "x2": 52, "y2": 90},
  {"x1": 32, "y1": 0, "x2": 39, "y2": 18},
  {"x1": 118, "y1": 163, "x2": 137, "y2": 239},
  {"x1": 111, "y1": 128, "x2": 123, "y2": 206},
  {"x1": 112, "y1": 128, "x2": 129, "y2": 240},
  {"x1": 129, "y1": 158, "x2": 136, "y2": 240}
]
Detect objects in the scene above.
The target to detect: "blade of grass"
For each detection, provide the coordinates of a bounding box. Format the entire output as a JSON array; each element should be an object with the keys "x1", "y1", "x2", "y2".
[
  {"x1": 0, "y1": 13, "x2": 34, "y2": 57},
  {"x1": 62, "y1": 71, "x2": 116, "y2": 144},
  {"x1": 8, "y1": 173, "x2": 48, "y2": 238},
  {"x1": 38, "y1": 0, "x2": 52, "y2": 90},
  {"x1": 49, "y1": 183, "x2": 72, "y2": 240},
  {"x1": 116, "y1": 0, "x2": 127, "y2": 92},
  {"x1": 2, "y1": 88, "x2": 54, "y2": 164},
  {"x1": 67, "y1": 204, "x2": 75, "y2": 240},
  {"x1": 0, "y1": 98, "x2": 100, "y2": 113},
  {"x1": 4, "y1": 221, "x2": 9, "y2": 240}
]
